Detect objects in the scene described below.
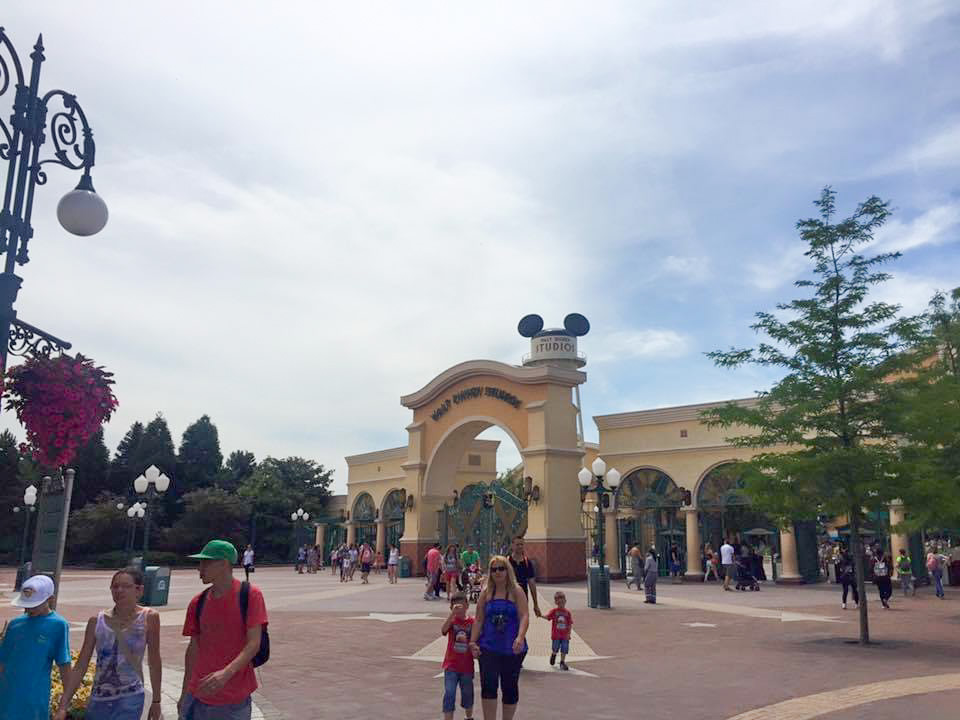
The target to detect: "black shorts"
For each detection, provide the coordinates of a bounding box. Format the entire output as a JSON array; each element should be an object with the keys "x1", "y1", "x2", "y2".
[
  {"x1": 478, "y1": 649, "x2": 522, "y2": 704},
  {"x1": 361, "y1": 562, "x2": 371, "y2": 573}
]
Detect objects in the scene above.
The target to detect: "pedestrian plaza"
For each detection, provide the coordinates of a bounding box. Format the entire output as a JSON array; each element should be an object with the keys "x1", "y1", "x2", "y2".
[{"x1": 2, "y1": 565, "x2": 955, "y2": 719}]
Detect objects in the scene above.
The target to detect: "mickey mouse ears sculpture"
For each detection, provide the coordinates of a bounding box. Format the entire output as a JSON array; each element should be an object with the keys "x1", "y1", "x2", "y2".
[
  {"x1": 517, "y1": 313, "x2": 590, "y2": 338},
  {"x1": 519, "y1": 314, "x2": 589, "y2": 368}
]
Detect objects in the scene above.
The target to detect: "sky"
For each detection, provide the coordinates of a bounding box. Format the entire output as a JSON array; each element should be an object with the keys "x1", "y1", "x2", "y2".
[{"x1": 2, "y1": 2, "x2": 958, "y2": 493}]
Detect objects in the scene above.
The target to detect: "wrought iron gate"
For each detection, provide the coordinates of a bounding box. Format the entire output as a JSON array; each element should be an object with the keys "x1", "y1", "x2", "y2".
[{"x1": 441, "y1": 482, "x2": 527, "y2": 567}]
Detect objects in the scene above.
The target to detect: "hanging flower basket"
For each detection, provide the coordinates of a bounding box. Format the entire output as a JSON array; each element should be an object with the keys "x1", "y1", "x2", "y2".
[{"x1": 3, "y1": 353, "x2": 118, "y2": 468}]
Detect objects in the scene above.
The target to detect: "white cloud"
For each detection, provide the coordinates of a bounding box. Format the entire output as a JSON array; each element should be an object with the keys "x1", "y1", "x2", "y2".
[
  {"x1": 872, "y1": 122, "x2": 960, "y2": 176},
  {"x1": 745, "y1": 244, "x2": 807, "y2": 292},
  {"x1": 590, "y1": 329, "x2": 691, "y2": 364},
  {"x1": 872, "y1": 202, "x2": 960, "y2": 254}
]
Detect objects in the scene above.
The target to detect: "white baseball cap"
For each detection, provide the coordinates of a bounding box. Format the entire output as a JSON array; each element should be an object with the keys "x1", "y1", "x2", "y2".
[{"x1": 12, "y1": 574, "x2": 55, "y2": 608}]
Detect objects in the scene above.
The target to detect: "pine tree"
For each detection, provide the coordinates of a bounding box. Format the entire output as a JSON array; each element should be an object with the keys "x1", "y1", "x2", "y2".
[
  {"x1": 177, "y1": 415, "x2": 224, "y2": 493},
  {"x1": 223, "y1": 450, "x2": 257, "y2": 491},
  {"x1": 703, "y1": 188, "x2": 925, "y2": 645},
  {"x1": 69, "y1": 428, "x2": 112, "y2": 509},
  {"x1": 109, "y1": 421, "x2": 145, "y2": 496}
]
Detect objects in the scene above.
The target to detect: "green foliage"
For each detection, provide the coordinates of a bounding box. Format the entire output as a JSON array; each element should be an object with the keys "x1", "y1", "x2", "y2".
[
  {"x1": 177, "y1": 415, "x2": 224, "y2": 492},
  {"x1": 885, "y1": 288, "x2": 960, "y2": 530},
  {"x1": 109, "y1": 421, "x2": 145, "y2": 495},
  {"x1": 167, "y1": 488, "x2": 250, "y2": 555},
  {"x1": 69, "y1": 428, "x2": 112, "y2": 510},
  {"x1": 237, "y1": 456, "x2": 333, "y2": 561},
  {"x1": 223, "y1": 450, "x2": 257, "y2": 491},
  {"x1": 703, "y1": 188, "x2": 927, "y2": 644},
  {"x1": 66, "y1": 493, "x2": 129, "y2": 561},
  {"x1": 496, "y1": 465, "x2": 524, "y2": 497}
]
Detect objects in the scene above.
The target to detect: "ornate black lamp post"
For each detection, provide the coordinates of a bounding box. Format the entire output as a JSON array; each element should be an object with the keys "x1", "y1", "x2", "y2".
[
  {"x1": 125, "y1": 501, "x2": 145, "y2": 557},
  {"x1": 0, "y1": 28, "x2": 108, "y2": 373},
  {"x1": 578, "y1": 458, "x2": 621, "y2": 609}
]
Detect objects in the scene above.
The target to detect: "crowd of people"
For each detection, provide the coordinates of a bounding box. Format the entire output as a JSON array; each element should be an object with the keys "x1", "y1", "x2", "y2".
[{"x1": 0, "y1": 538, "x2": 269, "y2": 720}]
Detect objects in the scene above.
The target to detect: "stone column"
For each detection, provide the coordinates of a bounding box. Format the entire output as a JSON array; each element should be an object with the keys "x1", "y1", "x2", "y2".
[
  {"x1": 346, "y1": 521, "x2": 355, "y2": 546},
  {"x1": 683, "y1": 507, "x2": 703, "y2": 581},
  {"x1": 888, "y1": 499, "x2": 908, "y2": 567},
  {"x1": 603, "y1": 509, "x2": 620, "y2": 574},
  {"x1": 375, "y1": 519, "x2": 386, "y2": 557},
  {"x1": 314, "y1": 523, "x2": 325, "y2": 550},
  {"x1": 777, "y1": 525, "x2": 803, "y2": 583}
]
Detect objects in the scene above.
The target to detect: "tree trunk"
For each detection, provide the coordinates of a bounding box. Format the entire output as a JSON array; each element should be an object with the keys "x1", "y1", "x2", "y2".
[{"x1": 850, "y1": 509, "x2": 870, "y2": 644}]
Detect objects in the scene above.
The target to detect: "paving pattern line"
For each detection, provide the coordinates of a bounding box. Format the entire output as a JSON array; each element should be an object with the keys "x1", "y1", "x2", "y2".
[
  {"x1": 725, "y1": 672, "x2": 960, "y2": 720},
  {"x1": 541, "y1": 584, "x2": 845, "y2": 623}
]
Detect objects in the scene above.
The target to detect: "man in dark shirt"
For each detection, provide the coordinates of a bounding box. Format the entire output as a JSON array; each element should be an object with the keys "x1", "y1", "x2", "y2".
[{"x1": 508, "y1": 536, "x2": 542, "y2": 618}]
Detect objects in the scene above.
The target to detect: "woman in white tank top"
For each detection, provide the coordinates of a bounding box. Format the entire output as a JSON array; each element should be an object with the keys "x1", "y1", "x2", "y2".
[{"x1": 56, "y1": 567, "x2": 163, "y2": 720}]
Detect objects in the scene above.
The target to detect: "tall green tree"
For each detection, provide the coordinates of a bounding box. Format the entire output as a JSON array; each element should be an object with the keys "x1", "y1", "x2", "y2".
[
  {"x1": 0, "y1": 431, "x2": 24, "y2": 557},
  {"x1": 177, "y1": 415, "x2": 224, "y2": 492},
  {"x1": 703, "y1": 188, "x2": 924, "y2": 645},
  {"x1": 222, "y1": 450, "x2": 257, "y2": 492},
  {"x1": 110, "y1": 421, "x2": 145, "y2": 496},
  {"x1": 70, "y1": 428, "x2": 112, "y2": 510},
  {"x1": 886, "y1": 288, "x2": 960, "y2": 530},
  {"x1": 167, "y1": 488, "x2": 250, "y2": 555}
]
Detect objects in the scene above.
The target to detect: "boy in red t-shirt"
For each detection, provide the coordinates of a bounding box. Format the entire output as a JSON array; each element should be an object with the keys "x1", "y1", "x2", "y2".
[
  {"x1": 440, "y1": 591, "x2": 474, "y2": 720},
  {"x1": 545, "y1": 591, "x2": 573, "y2": 670}
]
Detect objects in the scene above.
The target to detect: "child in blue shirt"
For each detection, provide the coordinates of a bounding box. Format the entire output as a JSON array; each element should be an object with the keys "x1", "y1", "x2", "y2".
[{"x1": 0, "y1": 574, "x2": 72, "y2": 720}]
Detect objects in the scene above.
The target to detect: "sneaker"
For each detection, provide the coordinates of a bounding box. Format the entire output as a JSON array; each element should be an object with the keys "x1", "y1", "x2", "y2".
[
  {"x1": 549, "y1": 653, "x2": 556, "y2": 666},
  {"x1": 842, "y1": 602, "x2": 846, "y2": 609},
  {"x1": 559, "y1": 661, "x2": 569, "y2": 671},
  {"x1": 423, "y1": 593, "x2": 433, "y2": 601}
]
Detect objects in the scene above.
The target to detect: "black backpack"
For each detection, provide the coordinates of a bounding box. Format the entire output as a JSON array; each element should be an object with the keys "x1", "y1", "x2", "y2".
[{"x1": 195, "y1": 581, "x2": 270, "y2": 667}]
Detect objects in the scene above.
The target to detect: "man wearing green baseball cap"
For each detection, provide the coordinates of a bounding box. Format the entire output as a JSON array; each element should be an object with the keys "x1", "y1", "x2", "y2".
[{"x1": 179, "y1": 540, "x2": 268, "y2": 720}]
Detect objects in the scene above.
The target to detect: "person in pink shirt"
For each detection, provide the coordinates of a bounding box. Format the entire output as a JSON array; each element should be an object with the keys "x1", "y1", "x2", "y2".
[{"x1": 425, "y1": 543, "x2": 443, "y2": 601}]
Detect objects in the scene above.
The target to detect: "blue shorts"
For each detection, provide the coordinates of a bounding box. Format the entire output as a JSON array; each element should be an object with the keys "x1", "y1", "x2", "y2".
[
  {"x1": 442, "y1": 669, "x2": 474, "y2": 713},
  {"x1": 180, "y1": 693, "x2": 252, "y2": 720},
  {"x1": 551, "y1": 638, "x2": 569, "y2": 654},
  {"x1": 86, "y1": 693, "x2": 145, "y2": 720}
]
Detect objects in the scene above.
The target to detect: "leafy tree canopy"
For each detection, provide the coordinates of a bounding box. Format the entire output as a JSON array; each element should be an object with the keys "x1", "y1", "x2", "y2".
[
  {"x1": 177, "y1": 415, "x2": 224, "y2": 492},
  {"x1": 702, "y1": 188, "x2": 927, "y2": 644}
]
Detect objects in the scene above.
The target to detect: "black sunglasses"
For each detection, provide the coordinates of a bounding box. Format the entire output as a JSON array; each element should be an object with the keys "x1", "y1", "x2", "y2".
[{"x1": 491, "y1": 566, "x2": 507, "y2": 572}]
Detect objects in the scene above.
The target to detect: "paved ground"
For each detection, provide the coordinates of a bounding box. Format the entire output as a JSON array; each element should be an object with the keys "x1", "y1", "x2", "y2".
[{"x1": 1, "y1": 567, "x2": 956, "y2": 719}]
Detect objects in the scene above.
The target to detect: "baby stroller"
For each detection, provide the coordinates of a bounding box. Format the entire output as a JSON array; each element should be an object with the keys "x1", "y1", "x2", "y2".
[
  {"x1": 735, "y1": 558, "x2": 760, "y2": 591},
  {"x1": 466, "y1": 564, "x2": 484, "y2": 603}
]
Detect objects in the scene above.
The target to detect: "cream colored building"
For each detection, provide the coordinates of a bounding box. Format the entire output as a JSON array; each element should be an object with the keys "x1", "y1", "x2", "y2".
[{"x1": 321, "y1": 325, "x2": 912, "y2": 581}]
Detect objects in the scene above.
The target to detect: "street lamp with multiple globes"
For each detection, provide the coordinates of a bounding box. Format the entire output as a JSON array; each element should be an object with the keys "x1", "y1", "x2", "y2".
[
  {"x1": 133, "y1": 466, "x2": 170, "y2": 567},
  {"x1": 578, "y1": 457, "x2": 621, "y2": 609},
  {"x1": 291, "y1": 507, "x2": 310, "y2": 563},
  {"x1": 125, "y1": 501, "x2": 145, "y2": 557},
  {"x1": 13, "y1": 483, "x2": 37, "y2": 566},
  {"x1": 0, "y1": 28, "x2": 109, "y2": 373}
]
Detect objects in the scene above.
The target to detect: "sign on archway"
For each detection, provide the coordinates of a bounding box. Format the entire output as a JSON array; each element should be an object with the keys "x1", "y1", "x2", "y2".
[{"x1": 399, "y1": 359, "x2": 588, "y2": 581}]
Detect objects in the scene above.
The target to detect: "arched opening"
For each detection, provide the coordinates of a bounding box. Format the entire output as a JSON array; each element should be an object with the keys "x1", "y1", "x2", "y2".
[
  {"x1": 382, "y1": 489, "x2": 406, "y2": 550},
  {"x1": 352, "y1": 492, "x2": 377, "y2": 547},
  {"x1": 697, "y1": 464, "x2": 778, "y2": 567},
  {"x1": 615, "y1": 468, "x2": 684, "y2": 575},
  {"x1": 434, "y1": 424, "x2": 527, "y2": 566}
]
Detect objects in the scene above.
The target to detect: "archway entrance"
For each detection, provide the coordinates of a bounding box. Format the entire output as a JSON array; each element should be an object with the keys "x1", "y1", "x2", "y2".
[
  {"x1": 352, "y1": 493, "x2": 377, "y2": 547},
  {"x1": 382, "y1": 489, "x2": 406, "y2": 550},
  {"x1": 697, "y1": 465, "x2": 778, "y2": 553},
  {"x1": 398, "y1": 360, "x2": 587, "y2": 581},
  {"x1": 616, "y1": 468, "x2": 684, "y2": 576}
]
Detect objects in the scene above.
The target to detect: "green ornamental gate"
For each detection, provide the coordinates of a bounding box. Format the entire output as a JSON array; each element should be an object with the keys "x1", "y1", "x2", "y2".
[{"x1": 441, "y1": 482, "x2": 527, "y2": 568}]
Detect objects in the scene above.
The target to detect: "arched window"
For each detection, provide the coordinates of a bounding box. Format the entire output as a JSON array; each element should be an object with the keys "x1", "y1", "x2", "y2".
[
  {"x1": 352, "y1": 493, "x2": 376, "y2": 523},
  {"x1": 382, "y1": 489, "x2": 406, "y2": 522},
  {"x1": 616, "y1": 468, "x2": 684, "y2": 510},
  {"x1": 697, "y1": 464, "x2": 750, "y2": 510}
]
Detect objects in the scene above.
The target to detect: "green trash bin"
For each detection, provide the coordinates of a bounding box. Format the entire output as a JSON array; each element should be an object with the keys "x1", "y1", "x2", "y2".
[
  {"x1": 399, "y1": 556, "x2": 412, "y2": 578},
  {"x1": 587, "y1": 564, "x2": 610, "y2": 609},
  {"x1": 142, "y1": 566, "x2": 171, "y2": 607}
]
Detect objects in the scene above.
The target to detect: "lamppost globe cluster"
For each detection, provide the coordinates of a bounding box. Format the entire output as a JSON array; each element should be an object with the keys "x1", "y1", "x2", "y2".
[
  {"x1": 291, "y1": 507, "x2": 310, "y2": 522},
  {"x1": 126, "y1": 502, "x2": 145, "y2": 519},
  {"x1": 13, "y1": 484, "x2": 37, "y2": 513}
]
